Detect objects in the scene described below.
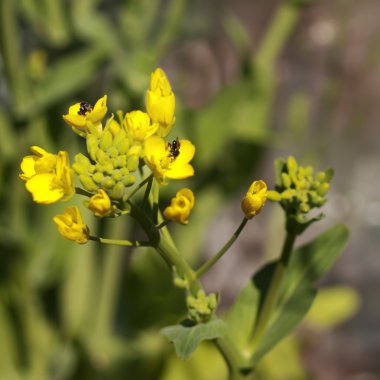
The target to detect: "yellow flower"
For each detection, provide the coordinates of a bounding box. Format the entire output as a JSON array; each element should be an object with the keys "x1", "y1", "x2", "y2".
[
  {"x1": 123, "y1": 110, "x2": 158, "y2": 142},
  {"x1": 144, "y1": 136, "x2": 195, "y2": 184},
  {"x1": 20, "y1": 146, "x2": 74, "y2": 204},
  {"x1": 241, "y1": 180, "x2": 267, "y2": 219},
  {"x1": 84, "y1": 189, "x2": 116, "y2": 217},
  {"x1": 163, "y1": 188, "x2": 195, "y2": 224},
  {"x1": 145, "y1": 68, "x2": 175, "y2": 137},
  {"x1": 53, "y1": 206, "x2": 89, "y2": 244},
  {"x1": 63, "y1": 95, "x2": 108, "y2": 137}
]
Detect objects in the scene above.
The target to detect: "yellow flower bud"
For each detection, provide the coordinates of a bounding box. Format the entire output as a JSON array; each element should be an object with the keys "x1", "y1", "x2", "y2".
[
  {"x1": 145, "y1": 68, "x2": 175, "y2": 137},
  {"x1": 124, "y1": 110, "x2": 158, "y2": 142},
  {"x1": 163, "y1": 188, "x2": 195, "y2": 225},
  {"x1": 84, "y1": 189, "x2": 116, "y2": 217},
  {"x1": 241, "y1": 180, "x2": 267, "y2": 219},
  {"x1": 53, "y1": 206, "x2": 89, "y2": 244}
]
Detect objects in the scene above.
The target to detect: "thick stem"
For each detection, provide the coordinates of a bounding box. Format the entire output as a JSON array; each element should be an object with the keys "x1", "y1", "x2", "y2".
[
  {"x1": 215, "y1": 337, "x2": 252, "y2": 380},
  {"x1": 128, "y1": 201, "x2": 202, "y2": 296},
  {"x1": 196, "y1": 217, "x2": 248, "y2": 278},
  {"x1": 248, "y1": 230, "x2": 296, "y2": 351}
]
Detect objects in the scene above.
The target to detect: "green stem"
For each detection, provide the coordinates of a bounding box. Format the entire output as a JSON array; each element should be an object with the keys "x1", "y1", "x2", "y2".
[
  {"x1": 151, "y1": 178, "x2": 159, "y2": 224},
  {"x1": 155, "y1": 220, "x2": 169, "y2": 229},
  {"x1": 248, "y1": 230, "x2": 296, "y2": 352},
  {"x1": 89, "y1": 235, "x2": 150, "y2": 247},
  {"x1": 124, "y1": 174, "x2": 153, "y2": 202},
  {"x1": 94, "y1": 219, "x2": 126, "y2": 337},
  {"x1": 215, "y1": 337, "x2": 252, "y2": 380},
  {"x1": 253, "y1": 3, "x2": 299, "y2": 69},
  {"x1": 196, "y1": 217, "x2": 248, "y2": 278},
  {"x1": 128, "y1": 201, "x2": 201, "y2": 296},
  {"x1": 75, "y1": 187, "x2": 93, "y2": 197},
  {"x1": 142, "y1": 175, "x2": 153, "y2": 210}
]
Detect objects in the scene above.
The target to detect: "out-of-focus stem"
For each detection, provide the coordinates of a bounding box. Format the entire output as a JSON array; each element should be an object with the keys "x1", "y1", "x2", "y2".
[
  {"x1": 248, "y1": 230, "x2": 296, "y2": 352},
  {"x1": 196, "y1": 217, "x2": 248, "y2": 278}
]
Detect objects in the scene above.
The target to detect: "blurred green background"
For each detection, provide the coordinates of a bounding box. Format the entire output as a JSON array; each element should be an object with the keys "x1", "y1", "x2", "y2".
[{"x1": 1, "y1": 0, "x2": 379, "y2": 379}]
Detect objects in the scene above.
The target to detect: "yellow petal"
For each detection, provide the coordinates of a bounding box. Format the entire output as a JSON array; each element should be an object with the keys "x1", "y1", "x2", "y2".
[
  {"x1": 166, "y1": 164, "x2": 194, "y2": 179},
  {"x1": 20, "y1": 156, "x2": 37, "y2": 180},
  {"x1": 144, "y1": 136, "x2": 166, "y2": 158},
  {"x1": 26, "y1": 174, "x2": 63, "y2": 204},
  {"x1": 30, "y1": 146, "x2": 48, "y2": 157},
  {"x1": 63, "y1": 113, "x2": 86, "y2": 128},
  {"x1": 173, "y1": 139, "x2": 195, "y2": 166}
]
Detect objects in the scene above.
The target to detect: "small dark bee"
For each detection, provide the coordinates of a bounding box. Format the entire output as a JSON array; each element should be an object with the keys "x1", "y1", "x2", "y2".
[
  {"x1": 168, "y1": 137, "x2": 181, "y2": 159},
  {"x1": 78, "y1": 101, "x2": 93, "y2": 116}
]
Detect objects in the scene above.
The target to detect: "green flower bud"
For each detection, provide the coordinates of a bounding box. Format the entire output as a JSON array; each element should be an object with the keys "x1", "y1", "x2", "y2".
[
  {"x1": 111, "y1": 182, "x2": 124, "y2": 199},
  {"x1": 72, "y1": 162, "x2": 88, "y2": 175},
  {"x1": 122, "y1": 175, "x2": 135, "y2": 187},
  {"x1": 120, "y1": 167, "x2": 129, "y2": 176},
  {"x1": 107, "y1": 146, "x2": 119, "y2": 158},
  {"x1": 99, "y1": 130, "x2": 113, "y2": 151},
  {"x1": 127, "y1": 155, "x2": 139, "y2": 172},
  {"x1": 96, "y1": 149, "x2": 108, "y2": 164},
  {"x1": 104, "y1": 162, "x2": 114, "y2": 175},
  {"x1": 113, "y1": 155, "x2": 127, "y2": 168},
  {"x1": 318, "y1": 182, "x2": 329, "y2": 195},
  {"x1": 316, "y1": 171, "x2": 326, "y2": 182},
  {"x1": 281, "y1": 172, "x2": 291, "y2": 188},
  {"x1": 102, "y1": 177, "x2": 115, "y2": 189},
  {"x1": 79, "y1": 174, "x2": 98, "y2": 192},
  {"x1": 287, "y1": 156, "x2": 298, "y2": 174},
  {"x1": 114, "y1": 133, "x2": 130, "y2": 154},
  {"x1": 113, "y1": 169, "x2": 122, "y2": 181},
  {"x1": 281, "y1": 189, "x2": 296, "y2": 200},
  {"x1": 86, "y1": 135, "x2": 98, "y2": 161},
  {"x1": 93, "y1": 171, "x2": 104, "y2": 183}
]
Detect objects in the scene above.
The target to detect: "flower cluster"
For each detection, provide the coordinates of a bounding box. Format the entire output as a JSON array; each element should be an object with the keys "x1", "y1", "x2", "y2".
[
  {"x1": 267, "y1": 156, "x2": 333, "y2": 218},
  {"x1": 20, "y1": 67, "x2": 195, "y2": 242},
  {"x1": 186, "y1": 290, "x2": 218, "y2": 324}
]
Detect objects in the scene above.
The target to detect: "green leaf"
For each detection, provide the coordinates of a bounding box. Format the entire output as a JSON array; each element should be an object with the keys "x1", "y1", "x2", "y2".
[
  {"x1": 161, "y1": 319, "x2": 227, "y2": 360},
  {"x1": 281, "y1": 224, "x2": 349, "y2": 298},
  {"x1": 250, "y1": 284, "x2": 316, "y2": 365},
  {"x1": 226, "y1": 224, "x2": 349, "y2": 366},
  {"x1": 225, "y1": 263, "x2": 274, "y2": 349}
]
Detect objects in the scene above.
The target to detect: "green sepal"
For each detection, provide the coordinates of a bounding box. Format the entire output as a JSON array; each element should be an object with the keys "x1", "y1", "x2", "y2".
[
  {"x1": 285, "y1": 213, "x2": 325, "y2": 235},
  {"x1": 161, "y1": 318, "x2": 227, "y2": 360}
]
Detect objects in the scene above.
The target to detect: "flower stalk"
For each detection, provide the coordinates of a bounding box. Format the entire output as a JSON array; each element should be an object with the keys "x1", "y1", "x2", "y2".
[
  {"x1": 248, "y1": 229, "x2": 296, "y2": 352},
  {"x1": 196, "y1": 217, "x2": 248, "y2": 278}
]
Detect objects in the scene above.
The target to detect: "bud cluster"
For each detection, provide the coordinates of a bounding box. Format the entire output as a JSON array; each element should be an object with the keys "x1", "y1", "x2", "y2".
[
  {"x1": 186, "y1": 290, "x2": 218, "y2": 323},
  {"x1": 72, "y1": 121, "x2": 139, "y2": 200},
  {"x1": 268, "y1": 156, "x2": 333, "y2": 217}
]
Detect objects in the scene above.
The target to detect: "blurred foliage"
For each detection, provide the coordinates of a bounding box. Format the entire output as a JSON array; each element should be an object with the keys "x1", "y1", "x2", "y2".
[{"x1": 0, "y1": 0, "x2": 354, "y2": 379}]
